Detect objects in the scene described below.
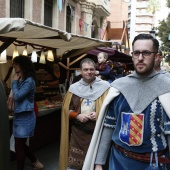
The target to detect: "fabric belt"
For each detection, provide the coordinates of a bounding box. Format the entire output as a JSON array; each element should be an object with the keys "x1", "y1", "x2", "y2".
[
  {"x1": 73, "y1": 122, "x2": 94, "y2": 135},
  {"x1": 113, "y1": 142, "x2": 170, "y2": 163}
]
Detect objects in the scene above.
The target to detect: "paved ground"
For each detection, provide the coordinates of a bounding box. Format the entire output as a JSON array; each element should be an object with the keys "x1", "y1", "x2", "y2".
[{"x1": 10, "y1": 140, "x2": 59, "y2": 170}]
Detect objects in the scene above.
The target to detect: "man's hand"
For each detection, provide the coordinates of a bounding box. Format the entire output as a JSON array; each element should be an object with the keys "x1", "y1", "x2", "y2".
[
  {"x1": 95, "y1": 165, "x2": 103, "y2": 170},
  {"x1": 89, "y1": 112, "x2": 97, "y2": 121},
  {"x1": 77, "y1": 114, "x2": 91, "y2": 123}
]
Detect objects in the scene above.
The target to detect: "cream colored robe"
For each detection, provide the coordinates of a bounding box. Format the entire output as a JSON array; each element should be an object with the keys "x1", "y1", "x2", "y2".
[{"x1": 59, "y1": 89, "x2": 109, "y2": 170}]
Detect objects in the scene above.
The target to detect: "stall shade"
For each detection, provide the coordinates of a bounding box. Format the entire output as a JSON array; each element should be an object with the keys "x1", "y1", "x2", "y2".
[
  {"x1": 62, "y1": 47, "x2": 132, "y2": 63},
  {"x1": 0, "y1": 18, "x2": 112, "y2": 58},
  {"x1": 60, "y1": 46, "x2": 133, "y2": 81}
]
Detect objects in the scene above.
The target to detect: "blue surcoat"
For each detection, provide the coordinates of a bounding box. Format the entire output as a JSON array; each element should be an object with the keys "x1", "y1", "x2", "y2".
[{"x1": 104, "y1": 93, "x2": 170, "y2": 170}]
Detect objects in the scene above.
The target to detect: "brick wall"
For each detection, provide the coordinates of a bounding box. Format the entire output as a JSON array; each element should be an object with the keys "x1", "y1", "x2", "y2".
[{"x1": 107, "y1": 0, "x2": 128, "y2": 28}]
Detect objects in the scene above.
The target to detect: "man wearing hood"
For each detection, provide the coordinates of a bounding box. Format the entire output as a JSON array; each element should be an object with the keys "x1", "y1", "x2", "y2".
[
  {"x1": 59, "y1": 58, "x2": 110, "y2": 170},
  {"x1": 83, "y1": 34, "x2": 170, "y2": 170}
]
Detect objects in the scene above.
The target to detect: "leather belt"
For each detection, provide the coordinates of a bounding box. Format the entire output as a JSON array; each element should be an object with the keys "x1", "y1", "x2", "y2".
[{"x1": 113, "y1": 142, "x2": 170, "y2": 163}]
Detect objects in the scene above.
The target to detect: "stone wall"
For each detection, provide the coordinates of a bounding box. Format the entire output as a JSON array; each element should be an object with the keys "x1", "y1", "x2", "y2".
[
  {"x1": 0, "y1": 0, "x2": 6, "y2": 17},
  {"x1": 32, "y1": 0, "x2": 42, "y2": 23}
]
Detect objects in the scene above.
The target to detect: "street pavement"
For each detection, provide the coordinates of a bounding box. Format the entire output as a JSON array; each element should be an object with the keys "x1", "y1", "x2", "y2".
[{"x1": 10, "y1": 140, "x2": 59, "y2": 170}]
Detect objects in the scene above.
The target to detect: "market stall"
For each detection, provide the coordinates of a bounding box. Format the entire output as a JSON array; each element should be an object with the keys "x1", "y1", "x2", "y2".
[
  {"x1": 60, "y1": 46, "x2": 133, "y2": 79},
  {"x1": 0, "y1": 18, "x2": 112, "y2": 161}
]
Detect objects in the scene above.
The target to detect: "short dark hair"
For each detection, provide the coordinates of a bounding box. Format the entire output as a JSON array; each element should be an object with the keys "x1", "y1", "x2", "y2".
[
  {"x1": 13, "y1": 55, "x2": 36, "y2": 81},
  {"x1": 80, "y1": 58, "x2": 96, "y2": 69},
  {"x1": 132, "y1": 34, "x2": 159, "y2": 53}
]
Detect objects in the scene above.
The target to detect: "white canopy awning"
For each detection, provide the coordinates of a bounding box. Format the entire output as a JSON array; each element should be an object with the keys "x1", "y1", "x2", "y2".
[{"x1": 0, "y1": 18, "x2": 112, "y2": 58}]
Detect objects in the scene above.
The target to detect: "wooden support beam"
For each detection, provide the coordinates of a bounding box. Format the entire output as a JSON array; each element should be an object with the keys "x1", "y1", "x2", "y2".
[
  {"x1": 69, "y1": 53, "x2": 87, "y2": 66},
  {"x1": 59, "y1": 53, "x2": 87, "y2": 80},
  {"x1": 67, "y1": 58, "x2": 70, "y2": 67},
  {"x1": 69, "y1": 68, "x2": 80, "y2": 70},
  {"x1": 120, "y1": 22, "x2": 127, "y2": 45},
  {"x1": 67, "y1": 58, "x2": 70, "y2": 79},
  {"x1": 102, "y1": 22, "x2": 108, "y2": 40},
  {"x1": 0, "y1": 38, "x2": 16, "y2": 53},
  {"x1": 58, "y1": 62, "x2": 68, "y2": 70}
]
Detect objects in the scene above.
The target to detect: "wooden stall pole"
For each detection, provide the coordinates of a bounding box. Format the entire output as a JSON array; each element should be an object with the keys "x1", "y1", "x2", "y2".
[
  {"x1": 58, "y1": 53, "x2": 87, "y2": 80},
  {"x1": 67, "y1": 58, "x2": 70, "y2": 80}
]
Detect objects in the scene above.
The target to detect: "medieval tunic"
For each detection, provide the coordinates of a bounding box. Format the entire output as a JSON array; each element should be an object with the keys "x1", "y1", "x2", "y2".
[
  {"x1": 59, "y1": 77, "x2": 110, "y2": 170},
  {"x1": 68, "y1": 94, "x2": 96, "y2": 169},
  {"x1": 82, "y1": 71, "x2": 170, "y2": 170},
  {"x1": 102, "y1": 94, "x2": 169, "y2": 169},
  {"x1": 159, "y1": 69, "x2": 170, "y2": 78}
]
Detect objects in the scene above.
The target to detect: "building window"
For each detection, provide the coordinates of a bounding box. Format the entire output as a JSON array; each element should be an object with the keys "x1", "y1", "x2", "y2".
[
  {"x1": 66, "y1": 5, "x2": 72, "y2": 33},
  {"x1": 10, "y1": 0, "x2": 24, "y2": 18},
  {"x1": 44, "y1": 0, "x2": 53, "y2": 27}
]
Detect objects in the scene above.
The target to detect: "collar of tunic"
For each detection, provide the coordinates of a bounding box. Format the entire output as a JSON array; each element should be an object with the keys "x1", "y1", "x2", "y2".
[
  {"x1": 69, "y1": 77, "x2": 110, "y2": 100},
  {"x1": 110, "y1": 70, "x2": 170, "y2": 113}
]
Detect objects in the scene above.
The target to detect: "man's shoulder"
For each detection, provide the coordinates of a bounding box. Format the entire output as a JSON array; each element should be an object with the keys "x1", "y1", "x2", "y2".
[
  {"x1": 159, "y1": 69, "x2": 170, "y2": 78},
  {"x1": 157, "y1": 73, "x2": 170, "y2": 82},
  {"x1": 70, "y1": 81, "x2": 79, "y2": 87},
  {"x1": 98, "y1": 79, "x2": 110, "y2": 85},
  {"x1": 69, "y1": 81, "x2": 79, "y2": 91},
  {"x1": 165, "y1": 72, "x2": 170, "y2": 78},
  {"x1": 111, "y1": 75, "x2": 130, "y2": 85}
]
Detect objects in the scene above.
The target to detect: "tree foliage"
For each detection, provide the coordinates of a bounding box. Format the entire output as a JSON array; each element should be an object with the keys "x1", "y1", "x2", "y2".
[
  {"x1": 157, "y1": 0, "x2": 170, "y2": 64},
  {"x1": 157, "y1": 12, "x2": 170, "y2": 64},
  {"x1": 147, "y1": 0, "x2": 160, "y2": 14},
  {"x1": 167, "y1": 0, "x2": 170, "y2": 8},
  {"x1": 157, "y1": 15, "x2": 170, "y2": 48},
  {"x1": 152, "y1": 0, "x2": 170, "y2": 65}
]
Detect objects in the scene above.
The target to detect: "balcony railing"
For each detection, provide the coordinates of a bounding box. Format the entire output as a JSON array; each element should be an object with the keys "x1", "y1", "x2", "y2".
[{"x1": 88, "y1": 0, "x2": 110, "y2": 16}]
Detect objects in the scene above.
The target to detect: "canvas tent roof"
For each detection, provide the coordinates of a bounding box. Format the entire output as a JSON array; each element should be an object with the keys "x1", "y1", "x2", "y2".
[
  {"x1": 60, "y1": 46, "x2": 133, "y2": 79},
  {"x1": 0, "y1": 18, "x2": 112, "y2": 58},
  {"x1": 62, "y1": 46, "x2": 132, "y2": 63},
  {"x1": 87, "y1": 47, "x2": 132, "y2": 63}
]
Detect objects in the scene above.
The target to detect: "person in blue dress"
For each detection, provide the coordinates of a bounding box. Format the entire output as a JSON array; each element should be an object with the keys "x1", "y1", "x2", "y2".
[{"x1": 11, "y1": 56, "x2": 43, "y2": 170}]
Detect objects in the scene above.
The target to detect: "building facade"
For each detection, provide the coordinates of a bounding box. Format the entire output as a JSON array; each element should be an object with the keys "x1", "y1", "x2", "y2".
[
  {"x1": 0, "y1": 0, "x2": 110, "y2": 39},
  {"x1": 128, "y1": 0, "x2": 154, "y2": 50},
  {"x1": 128, "y1": 0, "x2": 169, "y2": 50},
  {"x1": 106, "y1": 0, "x2": 129, "y2": 52}
]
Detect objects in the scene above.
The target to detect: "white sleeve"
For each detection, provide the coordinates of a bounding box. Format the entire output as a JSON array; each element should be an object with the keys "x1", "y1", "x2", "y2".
[{"x1": 95, "y1": 127, "x2": 113, "y2": 165}]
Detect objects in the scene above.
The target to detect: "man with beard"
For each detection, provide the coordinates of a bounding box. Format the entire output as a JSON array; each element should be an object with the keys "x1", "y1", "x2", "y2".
[
  {"x1": 82, "y1": 34, "x2": 170, "y2": 170},
  {"x1": 59, "y1": 58, "x2": 110, "y2": 170}
]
